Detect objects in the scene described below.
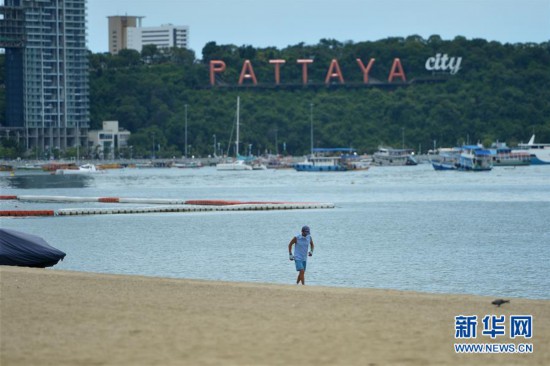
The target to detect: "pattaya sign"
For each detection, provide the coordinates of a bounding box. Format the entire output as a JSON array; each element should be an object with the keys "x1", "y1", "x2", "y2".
[
  {"x1": 209, "y1": 58, "x2": 408, "y2": 86},
  {"x1": 210, "y1": 54, "x2": 461, "y2": 86}
]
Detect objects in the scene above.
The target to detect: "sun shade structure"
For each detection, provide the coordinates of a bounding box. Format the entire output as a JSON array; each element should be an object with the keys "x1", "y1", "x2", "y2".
[{"x1": 0, "y1": 229, "x2": 66, "y2": 268}]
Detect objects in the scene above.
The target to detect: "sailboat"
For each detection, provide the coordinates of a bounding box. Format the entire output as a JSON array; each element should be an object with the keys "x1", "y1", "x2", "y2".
[{"x1": 216, "y1": 96, "x2": 253, "y2": 171}]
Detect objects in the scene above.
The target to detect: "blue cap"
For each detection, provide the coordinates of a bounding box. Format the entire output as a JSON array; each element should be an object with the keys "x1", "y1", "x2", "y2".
[{"x1": 301, "y1": 225, "x2": 310, "y2": 234}]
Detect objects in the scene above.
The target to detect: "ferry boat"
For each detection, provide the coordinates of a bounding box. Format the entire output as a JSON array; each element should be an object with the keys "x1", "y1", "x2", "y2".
[
  {"x1": 456, "y1": 146, "x2": 492, "y2": 171},
  {"x1": 294, "y1": 148, "x2": 353, "y2": 172},
  {"x1": 489, "y1": 142, "x2": 530, "y2": 166},
  {"x1": 372, "y1": 147, "x2": 417, "y2": 166},
  {"x1": 294, "y1": 156, "x2": 347, "y2": 172},
  {"x1": 514, "y1": 135, "x2": 550, "y2": 165}
]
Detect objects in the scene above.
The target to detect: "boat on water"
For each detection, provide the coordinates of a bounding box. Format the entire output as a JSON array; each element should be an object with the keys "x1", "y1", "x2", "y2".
[
  {"x1": 173, "y1": 161, "x2": 203, "y2": 169},
  {"x1": 55, "y1": 163, "x2": 104, "y2": 175},
  {"x1": 489, "y1": 142, "x2": 530, "y2": 166},
  {"x1": 295, "y1": 156, "x2": 347, "y2": 172},
  {"x1": 514, "y1": 134, "x2": 550, "y2": 165},
  {"x1": 294, "y1": 148, "x2": 355, "y2": 172},
  {"x1": 216, "y1": 159, "x2": 253, "y2": 171},
  {"x1": 265, "y1": 155, "x2": 295, "y2": 169},
  {"x1": 372, "y1": 147, "x2": 417, "y2": 166},
  {"x1": 431, "y1": 149, "x2": 460, "y2": 171},
  {"x1": 432, "y1": 160, "x2": 456, "y2": 171},
  {"x1": 16, "y1": 163, "x2": 44, "y2": 171},
  {"x1": 430, "y1": 147, "x2": 461, "y2": 171},
  {"x1": 217, "y1": 96, "x2": 265, "y2": 171},
  {"x1": 456, "y1": 145, "x2": 492, "y2": 171},
  {"x1": 42, "y1": 162, "x2": 77, "y2": 171},
  {"x1": 250, "y1": 160, "x2": 268, "y2": 170},
  {"x1": 345, "y1": 157, "x2": 371, "y2": 171},
  {"x1": 341, "y1": 151, "x2": 370, "y2": 171}
]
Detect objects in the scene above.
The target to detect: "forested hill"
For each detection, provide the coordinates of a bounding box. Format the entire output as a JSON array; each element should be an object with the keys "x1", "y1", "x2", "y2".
[{"x1": 3, "y1": 36, "x2": 550, "y2": 158}]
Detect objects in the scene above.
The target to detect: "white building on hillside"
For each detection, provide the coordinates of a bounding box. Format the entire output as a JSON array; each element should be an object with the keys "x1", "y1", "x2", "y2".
[
  {"x1": 88, "y1": 121, "x2": 131, "y2": 159},
  {"x1": 127, "y1": 24, "x2": 189, "y2": 51}
]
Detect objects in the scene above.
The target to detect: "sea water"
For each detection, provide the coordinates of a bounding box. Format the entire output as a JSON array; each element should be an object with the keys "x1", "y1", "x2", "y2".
[{"x1": 1, "y1": 164, "x2": 549, "y2": 299}]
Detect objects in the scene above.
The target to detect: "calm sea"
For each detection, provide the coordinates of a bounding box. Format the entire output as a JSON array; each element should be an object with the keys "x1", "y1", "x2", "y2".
[{"x1": 1, "y1": 164, "x2": 549, "y2": 299}]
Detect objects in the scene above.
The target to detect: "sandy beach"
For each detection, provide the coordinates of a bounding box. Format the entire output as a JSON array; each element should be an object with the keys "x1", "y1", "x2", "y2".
[{"x1": 1, "y1": 266, "x2": 548, "y2": 365}]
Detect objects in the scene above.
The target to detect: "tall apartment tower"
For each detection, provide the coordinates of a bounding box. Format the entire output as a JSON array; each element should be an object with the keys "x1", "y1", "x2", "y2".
[
  {"x1": 107, "y1": 15, "x2": 144, "y2": 55},
  {"x1": 0, "y1": 0, "x2": 90, "y2": 152}
]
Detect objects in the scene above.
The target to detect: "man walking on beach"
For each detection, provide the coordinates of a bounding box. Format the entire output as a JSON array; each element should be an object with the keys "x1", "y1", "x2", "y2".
[{"x1": 288, "y1": 225, "x2": 314, "y2": 285}]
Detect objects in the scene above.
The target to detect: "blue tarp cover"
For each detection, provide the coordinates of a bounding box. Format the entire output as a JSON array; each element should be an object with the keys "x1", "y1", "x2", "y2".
[{"x1": 0, "y1": 228, "x2": 66, "y2": 268}]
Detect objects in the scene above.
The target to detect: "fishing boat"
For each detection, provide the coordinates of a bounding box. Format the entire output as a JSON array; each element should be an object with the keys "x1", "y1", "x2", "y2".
[
  {"x1": 432, "y1": 160, "x2": 456, "y2": 171},
  {"x1": 430, "y1": 147, "x2": 461, "y2": 170},
  {"x1": 456, "y1": 145, "x2": 492, "y2": 171},
  {"x1": 341, "y1": 151, "x2": 371, "y2": 171},
  {"x1": 514, "y1": 135, "x2": 550, "y2": 165},
  {"x1": 345, "y1": 157, "x2": 371, "y2": 171},
  {"x1": 55, "y1": 163, "x2": 104, "y2": 175},
  {"x1": 430, "y1": 150, "x2": 459, "y2": 171},
  {"x1": 372, "y1": 147, "x2": 417, "y2": 166},
  {"x1": 216, "y1": 97, "x2": 254, "y2": 171}
]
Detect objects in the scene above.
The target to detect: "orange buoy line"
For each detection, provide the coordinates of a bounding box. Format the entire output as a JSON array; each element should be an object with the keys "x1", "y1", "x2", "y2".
[
  {"x1": 56, "y1": 202, "x2": 334, "y2": 216},
  {"x1": 185, "y1": 200, "x2": 253, "y2": 206},
  {"x1": 0, "y1": 195, "x2": 334, "y2": 217},
  {"x1": 0, "y1": 210, "x2": 55, "y2": 217},
  {"x1": 183, "y1": 200, "x2": 310, "y2": 206},
  {"x1": 98, "y1": 197, "x2": 120, "y2": 203},
  {"x1": 0, "y1": 195, "x2": 18, "y2": 200},
  {"x1": 1, "y1": 195, "x2": 331, "y2": 206},
  {"x1": 1, "y1": 202, "x2": 333, "y2": 217}
]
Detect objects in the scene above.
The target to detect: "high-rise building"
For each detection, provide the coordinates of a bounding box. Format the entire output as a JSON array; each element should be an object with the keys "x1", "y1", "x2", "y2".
[
  {"x1": 0, "y1": 0, "x2": 90, "y2": 153},
  {"x1": 108, "y1": 16, "x2": 189, "y2": 55},
  {"x1": 126, "y1": 24, "x2": 189, "y2": 52},
  {"x1": 107, "y1": 15, "x2": 144, "y2": 55}
]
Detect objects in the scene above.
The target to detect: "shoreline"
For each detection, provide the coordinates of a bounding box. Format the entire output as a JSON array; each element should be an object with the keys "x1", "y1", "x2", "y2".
[{"x1": 1, "y1": 266, "x2": 549, "y2": 365}]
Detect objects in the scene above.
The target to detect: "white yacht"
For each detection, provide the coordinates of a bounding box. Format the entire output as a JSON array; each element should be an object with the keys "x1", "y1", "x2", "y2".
[
  {"x1": 55, "y1": 164, "x2": 105, "y2": 175},
  {"x1": 216, "y1": 159, "x2": 253, "y2": 171}
]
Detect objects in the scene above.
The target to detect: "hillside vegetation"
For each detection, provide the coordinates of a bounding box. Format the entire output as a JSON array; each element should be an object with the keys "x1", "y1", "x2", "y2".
[{"x1": 2, "y1": 35, "x2": 550, "y2": 158}]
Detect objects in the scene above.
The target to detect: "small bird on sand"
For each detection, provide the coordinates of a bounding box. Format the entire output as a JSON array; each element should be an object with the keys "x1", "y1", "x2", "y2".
[{"x1": 492, "y1": 299, "x2": 510, "y2": 307}]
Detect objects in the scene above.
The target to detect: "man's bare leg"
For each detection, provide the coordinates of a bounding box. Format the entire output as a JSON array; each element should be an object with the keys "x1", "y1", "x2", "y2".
[{"x1": 298, "y1": 270, "x2": 305, "y2": 285}]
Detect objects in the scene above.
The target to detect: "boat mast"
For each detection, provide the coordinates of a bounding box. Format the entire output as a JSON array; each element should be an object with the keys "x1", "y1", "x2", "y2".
[
  {"x1": 310, "y1": 103, "x2": 314, "y2": 155},
  {"x1": 236, "y1": 96, "x2": 240, "y2": 157}
]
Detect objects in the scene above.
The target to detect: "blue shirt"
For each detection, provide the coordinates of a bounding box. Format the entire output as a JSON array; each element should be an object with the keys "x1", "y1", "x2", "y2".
[{"x1": 294, "y1": 234, "x2": 311, "y2": 261}]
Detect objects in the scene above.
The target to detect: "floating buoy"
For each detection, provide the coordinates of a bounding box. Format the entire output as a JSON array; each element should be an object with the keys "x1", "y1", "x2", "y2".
[
  {"x1": 0, "y1": 195, "x2": 18, "y2": 200},
  {"x1": 0, "y1": 210, "x2": 55, "y2": 217},
  {"x1": 98, "y1": 197, "x2": 120, "y2": 203}
]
